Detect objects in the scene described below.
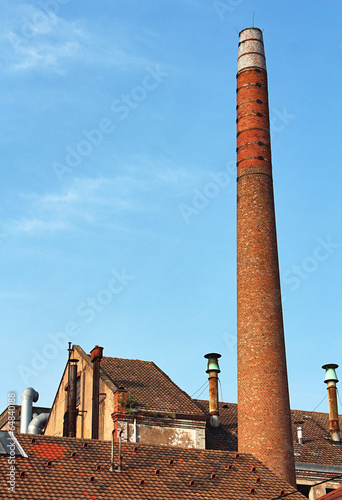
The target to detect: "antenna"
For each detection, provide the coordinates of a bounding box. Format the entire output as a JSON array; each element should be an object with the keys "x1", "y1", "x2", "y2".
[{"x1": 252, "y1": 11, "x2": 255, "y2": 27}]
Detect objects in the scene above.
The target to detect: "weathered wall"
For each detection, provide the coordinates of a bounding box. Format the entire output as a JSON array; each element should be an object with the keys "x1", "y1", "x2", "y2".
[
  {"x1": 44, "y1": 346, "x2": 115, "y2": 440},
  {"x1": 114, "y1": 417, "x2": 205, "y2": 449}
]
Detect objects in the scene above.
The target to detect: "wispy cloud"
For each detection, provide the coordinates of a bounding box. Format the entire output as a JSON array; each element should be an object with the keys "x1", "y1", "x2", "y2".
[
  {"x1": 1, "y1": 3, "x2": 159, "y2": 74},
  {"x1": 7, "y1": 161, "x2": 207, "y2": 236}
]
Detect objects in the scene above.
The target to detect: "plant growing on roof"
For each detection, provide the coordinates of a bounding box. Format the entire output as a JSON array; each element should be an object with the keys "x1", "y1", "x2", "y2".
[{"x1": 118, "y1": 391, "x2": 136, "y2": 415}]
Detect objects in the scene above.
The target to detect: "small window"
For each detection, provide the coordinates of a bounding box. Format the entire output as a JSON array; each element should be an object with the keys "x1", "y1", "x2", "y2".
[{"x1": 0, "y1": 431, "x2": 27, "y2": 457}]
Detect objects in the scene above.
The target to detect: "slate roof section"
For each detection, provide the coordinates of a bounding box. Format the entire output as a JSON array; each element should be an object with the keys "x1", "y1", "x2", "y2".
[
  {"x1": 100, "y1": 356, "x2": 204, "y2": 415},
  {"x1": 195, "y1": 401, "x2": 342, "y2": 469},
  {"x1": 0, "y1": 434, "x2": 306, "y2": 499}
]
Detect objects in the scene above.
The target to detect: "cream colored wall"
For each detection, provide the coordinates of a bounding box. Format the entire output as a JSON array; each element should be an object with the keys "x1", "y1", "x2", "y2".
[
  {"x1": 44, "y1": 348, "x2": 114, "y2": 440},
  {"x1": 44, "y1": 365, "x2": 67, "y2": 437}
]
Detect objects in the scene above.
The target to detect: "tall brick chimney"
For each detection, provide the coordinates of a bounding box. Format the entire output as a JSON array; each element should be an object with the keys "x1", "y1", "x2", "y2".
[{"x1": 236, "y1": 27, "x2": 296, "y2": 486}]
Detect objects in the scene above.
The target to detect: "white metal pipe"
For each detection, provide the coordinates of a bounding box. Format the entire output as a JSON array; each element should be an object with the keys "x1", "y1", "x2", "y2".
[
  {"x1": 109, "y1": 429, "x2": 115, "y2": 471},
  {"x1": 28, "y1": 413, "x2": 50, "y2": 435},
  {"x1": 20, "y1": 388, "x2": 39, "y2": 433},
  {"x1": 297, "y1": 426, "x2": 303, "y2": 445},
  {"x1": 133, "y1": 417, "x2": 137, "y2": 443}
]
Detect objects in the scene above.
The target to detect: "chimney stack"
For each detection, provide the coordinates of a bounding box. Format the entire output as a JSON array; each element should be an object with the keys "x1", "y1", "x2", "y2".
[
  {"x1": 90, "y1": 345, "x2": 103, "y2": 440},
  {"x1": 204, "y1": 353, "x2": 221, "y2": 427},
  {"x1": 322, "y1": 363, "x2": 340, "y2": 442},
  {"x1": 236, "y1": 27, "x2": 296, "y2": 486}
]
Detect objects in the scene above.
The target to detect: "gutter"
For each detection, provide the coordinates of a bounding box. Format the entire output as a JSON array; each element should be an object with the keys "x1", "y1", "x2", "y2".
[{"x1": 295, "y1": 462, "x2": 342, "y2": 474}]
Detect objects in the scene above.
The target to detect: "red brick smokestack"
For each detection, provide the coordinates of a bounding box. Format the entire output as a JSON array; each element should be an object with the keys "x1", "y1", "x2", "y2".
[{"x1": 236, "y1": 27, "x2": 296, "y2": 486}]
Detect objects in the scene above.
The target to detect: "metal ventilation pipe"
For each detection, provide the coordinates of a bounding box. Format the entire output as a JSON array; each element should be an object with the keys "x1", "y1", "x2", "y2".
[
  {"x1": 91, "y1": 345, "x2": 103, "y2": 439},
  {"x1": 204, "y1": 353, "x2": 221, "y2": 428},
  {"x1": 68, "y1": 359, "x2": 78, "y2": 437},
  {"x1": 297, "y1": 426, "x2": 303, "y2": 445},
  {"x1": 28, "y1": 413, "x2": 50, "y2": 434},
  {"x1": 20, "y1": 388, "x2": 39, "y2": 433},
  {"x1": 294, "y1": 420, "x2": 304, "y2": 445},
  {"x1": 322, "y1": 364, "x2": 340, "y2": 442}
]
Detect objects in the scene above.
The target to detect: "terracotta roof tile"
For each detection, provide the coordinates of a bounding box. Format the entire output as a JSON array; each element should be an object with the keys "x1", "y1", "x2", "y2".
[
  {"x1": 101, "y1": 357, "x2": 204, "y2": 415},
  {"x1": 195, "y1": 400, "x2": 342, "y2": 470},
  {"x1": 317, "y1": 485, "x2": 342, "y2": 499},
  {"x1": 0, "y1": 434, "x2": 306, "y2": 499},
  {"x1": 291, "y1": 409, "x2": 342, "y2": 468}
]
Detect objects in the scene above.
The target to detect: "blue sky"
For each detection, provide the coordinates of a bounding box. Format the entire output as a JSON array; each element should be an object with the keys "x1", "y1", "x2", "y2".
[{"x1": 1, "y1": 0, "x2": 341, "y2": 414}]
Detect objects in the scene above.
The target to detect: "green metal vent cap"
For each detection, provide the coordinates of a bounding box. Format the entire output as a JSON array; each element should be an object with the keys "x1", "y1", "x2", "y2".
[
  {"x1": 322, "y1": 363, "x2": 339, "y2": 383},
  {"x1": 204, "y1": 353, "x2": 221, "y2": 374}
]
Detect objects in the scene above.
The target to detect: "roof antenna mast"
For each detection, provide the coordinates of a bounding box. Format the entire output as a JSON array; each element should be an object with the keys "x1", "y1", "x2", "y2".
[{"x1": 252, "y1": 11, "x2": 255, "y2": 27}]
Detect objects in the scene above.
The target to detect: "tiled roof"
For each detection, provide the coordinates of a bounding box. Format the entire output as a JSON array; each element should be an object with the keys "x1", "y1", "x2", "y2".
[
  {"x1": 100, "y1": 356, "x2": 204, "y2": 415},
  {"x1": 317, "y1": 486, "x2": 342, "y2": 499},
  {"x1": 195, "y1": 400, "x2": 238, "y2": 451},
  {"x1": 195, "y1": 401, "x2": 342, "y2": 469},
  {"x1": 291, "y1": 409, "x2": 342, "y2": 468},
  {"x1": 0, "y1": 434, "x2": 306, "y2": 499}
]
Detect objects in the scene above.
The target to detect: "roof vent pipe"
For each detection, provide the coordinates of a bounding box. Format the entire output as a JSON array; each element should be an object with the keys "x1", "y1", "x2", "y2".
[
  {"x1": 297, "y1": 426, "x2": 303, "y2": 445},
  {"x1": 20, "y1": 388, "x2": 39, "y2": 433},
  {"x1": 294, "y1": 420, "x2": 304, "y2": 445},
  {"x1": 90, "y1": 345, "x2": 103, "y2": 439},
  {"x1": 28, "y1": 413, "x2": 50, "y2": 435},
  {"x1": 204, "y1": 353, "x2": 221, "y2": 428},
  {"x1": 322, "y1": 363, "x2": 340, "y2": 442}
]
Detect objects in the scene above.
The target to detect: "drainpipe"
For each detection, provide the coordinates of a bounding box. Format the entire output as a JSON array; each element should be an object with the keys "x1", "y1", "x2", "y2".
[
  {"x1": 133, "y1": 416, "x2": 137, "y2": 443},
  {"x1": 204, "y1": 353, "x2": 221, "y2": 428},
  {"x1": 90, "y1": 345, "x2": 103, "y2": 439},
  {"x1": 109, "y1": 429, "x2": 115, "y2": 471},
  {"x1": 68, "y1": 359, "x2": 78, "y2": 437},
  {"x1": 322, "y1": 363, "x2": 340, "y2": 442},
  {"x1": 28, "y1": 413, "x2": 50, "y2": 434},
  {"x1": 117, "y1": 429, "x2": 123, "y2": 472},
  {"x1": 20, "y1": 388, "x2": 39, "y2": 433}
]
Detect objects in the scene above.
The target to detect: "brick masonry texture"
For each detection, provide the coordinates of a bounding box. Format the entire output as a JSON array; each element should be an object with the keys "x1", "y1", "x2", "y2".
[{"x1": 236, "y1": 29, "x2": 296, "y2": 486}]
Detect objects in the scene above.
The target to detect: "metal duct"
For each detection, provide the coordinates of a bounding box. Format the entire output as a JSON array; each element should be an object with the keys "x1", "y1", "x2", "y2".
[
  {"x1": 204, "y1": 353, "x2": 221, "y2": 428},
  {"x1": 90, "y1": 345, "x2": 103, "y2": 439},
  {"x1": 68, "y1": 360, "x2": 78, "y2": 437},
  {"x1": 322, "y1": 363, "x2": 340, "y2": 442},
  {"x1": 28, "y1": 413, "x2": 50, "y2": 435},
  {"x1": 20, "y1": 388, "x2": 39, "y2": 434}
]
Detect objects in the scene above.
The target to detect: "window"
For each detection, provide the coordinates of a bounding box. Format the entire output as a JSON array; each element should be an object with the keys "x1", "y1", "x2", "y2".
[
  {"x1": 0, "y1": 431, "x2": 27, "y2": 457},
  {"x1": 297, "y1": 484, "x2": 310, "y2": 498}
]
